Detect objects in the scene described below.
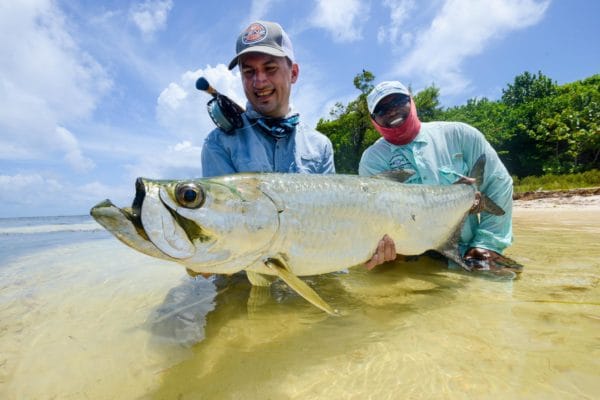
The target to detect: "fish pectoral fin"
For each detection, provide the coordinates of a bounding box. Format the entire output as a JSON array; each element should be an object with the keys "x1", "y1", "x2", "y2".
[
  {"x1": 264, "y1": 258, "x2": 338, "y2": 315},
  {"x1": 246, "y1": 271, "x2": 277, "y2": 287}
]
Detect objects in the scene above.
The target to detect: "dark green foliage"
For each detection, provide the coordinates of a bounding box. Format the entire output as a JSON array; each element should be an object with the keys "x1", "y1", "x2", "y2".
[
  {"x1": 498, "y1": 72, "x2": 599, "y2": 175},
  {"x1": 317, "y1": 70, "x2": 377, "y2": 173},
  {"x1": 413, "y1": 85, "x2": 442, "y2": 122},
  {"x1": 530, "y1": 75, "x2": 600, "y2": 173},
  {"x1": 501, "y1": 71, "x2": 557, "y2": 106},
  {"x1": 513, "y1": 169, "x2": 600, "y2": 192},
  {"x1": 317, "y1": 69, "x2": 599, "y2": 178}
]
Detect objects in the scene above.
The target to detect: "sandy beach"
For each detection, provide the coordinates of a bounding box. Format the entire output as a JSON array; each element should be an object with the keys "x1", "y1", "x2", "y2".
[{"x1": 513, "y1": 189, "x2": 600, "y2": 210}]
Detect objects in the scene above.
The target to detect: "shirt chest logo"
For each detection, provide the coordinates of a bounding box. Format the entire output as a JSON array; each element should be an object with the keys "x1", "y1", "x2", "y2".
[{"x1": 390, "y1": 154, "x2": 412, "y2": 170}]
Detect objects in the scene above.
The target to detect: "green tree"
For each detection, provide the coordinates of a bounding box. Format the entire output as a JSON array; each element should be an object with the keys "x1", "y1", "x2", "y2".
[
  {"x1": 317, "y1": 70, "x2": 377, "y2": 173},
  {"x1": 499, "y1": 71, "x2": 559, "y2": 176},
  {"x1": 317, "y1": 70, "x2": 599, "y2": 177},
  {"x1": 501, "y1": 70, "x2": 557, "y2": 106},
  {"x1": 442, "y1": 98, "x2": 509, "y2": 148},
  {"x1": 530, "y1": 75, "x2": 600, "y2": 173},
  {"x1": 413, "y1": 84, "x2": 442, "y2": 122},
  {"x1": 353, "y1": 69, "x2": 375, "y2": 95}
]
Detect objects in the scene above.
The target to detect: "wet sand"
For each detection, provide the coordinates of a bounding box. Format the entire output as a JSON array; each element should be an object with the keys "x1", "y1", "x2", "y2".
[{"x1": 514, "y1": 193, "x2": 600, "y2": 210}]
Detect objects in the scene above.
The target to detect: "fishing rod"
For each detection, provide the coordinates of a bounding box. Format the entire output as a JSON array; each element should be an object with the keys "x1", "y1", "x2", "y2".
[{"x1": 195, "y1": 77, "x2": 245, "y2": 133}]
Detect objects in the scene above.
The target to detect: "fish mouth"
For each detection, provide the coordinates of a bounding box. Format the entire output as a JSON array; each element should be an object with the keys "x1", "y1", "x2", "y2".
[
  {"x1": 90, "y1": 197, "x2": 173, "y2": 261},
  {"x1": 130, "y1": 177, "x2": 146, "y2": 228},
  {"x1": 90, "y1": 178, "x2": 203, "y2": 260},
  {"x1": 115, "y1": 177, "x2": 151, "y2": 240}
]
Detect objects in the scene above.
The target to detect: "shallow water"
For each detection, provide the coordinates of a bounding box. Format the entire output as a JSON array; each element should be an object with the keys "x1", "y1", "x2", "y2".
[{"x1": 0, "y1": 209, "x2": 598, "y2": 399}]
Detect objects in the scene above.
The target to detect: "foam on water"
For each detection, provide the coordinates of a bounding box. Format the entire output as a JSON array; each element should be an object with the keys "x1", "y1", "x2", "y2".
[
  {"x1": 0, "y1": 222, "x2": 102, "y2": 235},
  {"x1": 0, "y1": 215, "x2": 102, "y2": 235}
]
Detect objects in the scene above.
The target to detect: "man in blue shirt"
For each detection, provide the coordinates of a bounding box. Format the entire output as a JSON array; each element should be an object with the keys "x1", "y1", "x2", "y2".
[
  {"x1": 360, "y1": 81, "x2": 514, "y2": 271},
  {"x1": 201, "y1": 20, "x2": 335, "y2": 177}
]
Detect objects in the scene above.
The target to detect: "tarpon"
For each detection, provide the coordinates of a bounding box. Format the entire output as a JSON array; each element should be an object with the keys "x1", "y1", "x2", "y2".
[{"x1": 91, "y1": 156, "x2": 522, "y2": 314}]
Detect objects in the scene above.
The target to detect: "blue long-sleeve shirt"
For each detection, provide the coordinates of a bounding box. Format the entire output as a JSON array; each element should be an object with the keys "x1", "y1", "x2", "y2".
[
  {"x1": 201, "y1": 112, "x2": 335, "y2": 177},
  {"x1": 359, "y1": 121, "x2": 513, "y2": 255}
]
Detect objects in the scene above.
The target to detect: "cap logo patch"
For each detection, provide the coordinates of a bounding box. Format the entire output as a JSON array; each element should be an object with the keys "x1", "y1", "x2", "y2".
[{"x1": 242, "y1": 23, "x2": 268, "y2": 44}]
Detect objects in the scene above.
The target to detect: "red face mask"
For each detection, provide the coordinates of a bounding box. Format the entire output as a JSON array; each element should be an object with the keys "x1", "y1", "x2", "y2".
[{"x1": 371, "y1": 99, "x2": 421, "y2": 145}]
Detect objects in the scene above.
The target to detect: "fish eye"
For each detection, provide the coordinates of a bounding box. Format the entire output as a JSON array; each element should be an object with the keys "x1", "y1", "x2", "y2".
[{"x1": 175, "y1": 183, "x2": 205, "y2": 209}]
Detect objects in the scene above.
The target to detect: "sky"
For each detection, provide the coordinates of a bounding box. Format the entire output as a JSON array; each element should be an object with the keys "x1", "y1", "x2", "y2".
[{"x1": 1, "y1": 0, "x2": 598, "y2": 217}]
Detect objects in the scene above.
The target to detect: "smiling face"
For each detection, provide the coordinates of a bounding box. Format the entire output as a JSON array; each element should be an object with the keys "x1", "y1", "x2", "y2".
[
  {"x1": 372, "y1": 94, "x2": 411, "y2": 128},
  {"x1": 239, "y1": 52, "x2": 299, "y2": 118}
]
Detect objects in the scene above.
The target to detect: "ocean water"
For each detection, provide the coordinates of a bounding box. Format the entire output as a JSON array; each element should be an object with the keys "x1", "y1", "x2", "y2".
[
  {"x1": 0, "y1": 210, "x2": 599, "y2": 399},
  {"x1": 0, "y1": 215, "x2": 105, "y2": 263}
]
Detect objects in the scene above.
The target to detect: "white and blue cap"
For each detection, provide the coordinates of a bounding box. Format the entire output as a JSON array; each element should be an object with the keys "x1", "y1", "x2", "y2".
[
  {"x1": 367, "y1": 81, "x2": 411, "y2": 114},
  {"x1": 228, "y1": 21, "x2": 295, "y2": 70}
]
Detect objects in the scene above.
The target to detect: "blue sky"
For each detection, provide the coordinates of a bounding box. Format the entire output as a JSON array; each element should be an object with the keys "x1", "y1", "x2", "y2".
[{"x1": 1, "y1": 0, "x2": 598, "y2": 217}]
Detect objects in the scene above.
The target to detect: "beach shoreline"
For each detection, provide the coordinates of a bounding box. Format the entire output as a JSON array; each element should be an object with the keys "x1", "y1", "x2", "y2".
[{"x1": 513, "y1": 187, "x2": 600, "y2": 210}]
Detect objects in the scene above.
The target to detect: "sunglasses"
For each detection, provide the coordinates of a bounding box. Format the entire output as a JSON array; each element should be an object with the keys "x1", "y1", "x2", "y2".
[{"x1": 372, "y1": 94, "x2": 410, "y2": 118}]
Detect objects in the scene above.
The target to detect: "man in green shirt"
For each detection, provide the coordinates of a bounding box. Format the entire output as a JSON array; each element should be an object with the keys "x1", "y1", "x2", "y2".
[{"x1": 360, "y1": 81, "x2": 514, "y2": 270}]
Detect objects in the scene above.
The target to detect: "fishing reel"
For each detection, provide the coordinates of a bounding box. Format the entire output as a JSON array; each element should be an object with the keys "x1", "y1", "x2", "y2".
[{"x1": 196, "y1": 77, "x2": 245, "y2": 134}]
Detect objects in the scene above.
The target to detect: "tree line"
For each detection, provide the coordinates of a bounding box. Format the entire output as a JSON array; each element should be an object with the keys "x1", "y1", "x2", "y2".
[{"x1": 316, "y1": 70, "x2": 599, "y2": 178}]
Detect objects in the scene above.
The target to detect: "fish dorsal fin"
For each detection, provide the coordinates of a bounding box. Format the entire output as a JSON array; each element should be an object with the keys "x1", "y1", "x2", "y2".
[
  {"x1": 372, "y1": 169, "x2": 415, "y2": 183},
  {"x1": 454, "y1": 154, "x2": 505, "y2": 216},
  {"x1": 264, "y1": 257, "x2": 338, "y2": 315}
]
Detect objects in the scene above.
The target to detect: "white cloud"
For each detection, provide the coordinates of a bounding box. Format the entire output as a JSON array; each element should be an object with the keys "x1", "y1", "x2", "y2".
[
  {"x1": 310, "y1": 0, "x2": 369, "y2": 42},
  {"x1": 105, "y1": 64, "x2": 244, "y2": 180},
  {"x1": 124, "y1": 140, "x2": 203, "y2": 181},
  {"x1": 0, "y1": 1, "x2": 110, "y2": 171},
  {"x1": 159, "y1": 82, "x2": 188, "y2": 109},
  {"x1": 0, "y1": 174, "x2": 63, "y2": 207},
  {"x1": 156, "y1": 64, "x2": 244, "y2": 144},
  {"x1": 247, "y1": 0, "x2": 279, "y2": 24},
  {"x1": 130, "y1": 0, "x2": 173, "y2": 36},
  {"x1": 395, "y1": 0, "x2": 550, "y2": 95},
  {"x1": 0, "y1": 173, "x2": 131, "y2": 217},
  {"x1": 291, "y1": 76, "x2": 336, "y2": 129},
  {"x1": 377, "y1": 0, "x2": 416, "y2": 47},
  {"x1": 55, "y1": 126, "x2": 95, "y2": 173}
]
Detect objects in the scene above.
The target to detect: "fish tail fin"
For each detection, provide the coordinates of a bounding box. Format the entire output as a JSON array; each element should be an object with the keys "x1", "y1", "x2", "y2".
[
  {"x1": 464, "y1": 154, "x2": 505, "y2": 216},
  {"x1": 479, "y1": 193, "x2": 505, "y2": 216},
  {"x1": 469, "y1": 154, "x2": 486, "y2": 187},
  {"x1": 443, "y1": 155, "x2": 522, "y2": 274}
]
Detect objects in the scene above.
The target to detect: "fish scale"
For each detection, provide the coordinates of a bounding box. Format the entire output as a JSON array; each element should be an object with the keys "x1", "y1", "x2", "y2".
[{"x1": 242, "y1": 174, "x2": 474, "y2": 277}]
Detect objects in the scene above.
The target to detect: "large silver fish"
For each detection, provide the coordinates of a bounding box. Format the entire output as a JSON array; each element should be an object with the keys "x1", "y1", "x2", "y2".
[{"x1": 91, "y1": 156, "x2": 521, "y2": 314}]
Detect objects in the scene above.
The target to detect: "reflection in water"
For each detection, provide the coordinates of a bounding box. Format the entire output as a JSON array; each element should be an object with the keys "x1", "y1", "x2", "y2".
[
  {"x1": 146, "y1": 278, "x2": 216, "y2": 347},
  {"x1": 1, "y1": 208, "x2": 599, "y2": 399}
]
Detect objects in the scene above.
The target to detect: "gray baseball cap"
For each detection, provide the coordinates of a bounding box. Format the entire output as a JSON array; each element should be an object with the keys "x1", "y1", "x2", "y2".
[
  {"x1": 367, "y1": 81, "x2": 411, "y2": 114},
  {"x1": 228, "y1": 21, "x2": 295, "y2": 70}
]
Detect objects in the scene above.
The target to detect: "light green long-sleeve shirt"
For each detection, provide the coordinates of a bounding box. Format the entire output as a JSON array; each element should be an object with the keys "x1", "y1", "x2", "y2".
[{"x1": 359, "y1": 121, "x2": 513, "y2": 255}]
